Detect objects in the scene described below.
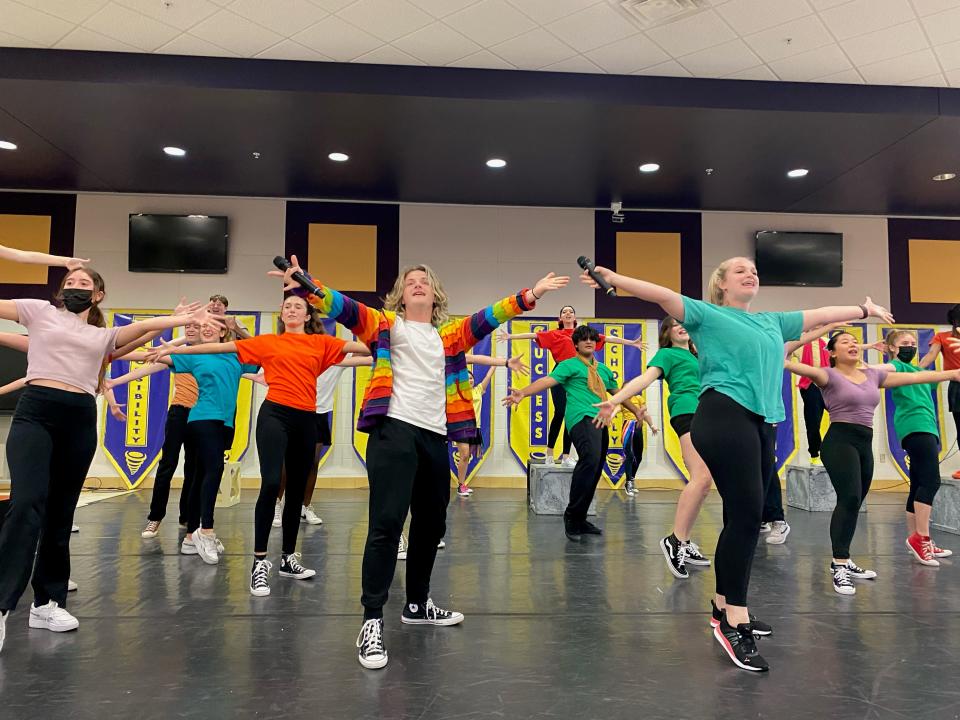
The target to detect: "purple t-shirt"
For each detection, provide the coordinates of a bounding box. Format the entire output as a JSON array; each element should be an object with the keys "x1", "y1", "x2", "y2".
[{"x1": 819, "y1": 366, "x2": 888, "y2": 428}]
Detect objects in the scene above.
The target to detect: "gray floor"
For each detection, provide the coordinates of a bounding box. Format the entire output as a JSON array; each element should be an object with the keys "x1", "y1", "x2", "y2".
[{"x1": 1, "y1": 487, "x2": 957, "y2": 720}]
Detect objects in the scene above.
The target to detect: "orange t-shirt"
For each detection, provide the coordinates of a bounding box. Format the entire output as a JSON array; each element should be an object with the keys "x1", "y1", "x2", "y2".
[
  {"x1": 932, "y1": 331, "x2": 960, "y2": 370},
  {"x1": 171, "y1": 373, "x2": 199, "y2": 408},
  {"x1": 235, "y1": 333, "x2": 347, "y2": 411}
]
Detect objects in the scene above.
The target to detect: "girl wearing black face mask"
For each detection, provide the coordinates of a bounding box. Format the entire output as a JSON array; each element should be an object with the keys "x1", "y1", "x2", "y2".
[{"x1": 0, "y1": 268, "x2": 216, "y2": 655}]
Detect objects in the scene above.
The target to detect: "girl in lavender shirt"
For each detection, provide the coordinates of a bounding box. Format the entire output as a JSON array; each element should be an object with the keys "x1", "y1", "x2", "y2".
[{"x1": 786, "y1": 331, "x2": 959, "y2": 597}]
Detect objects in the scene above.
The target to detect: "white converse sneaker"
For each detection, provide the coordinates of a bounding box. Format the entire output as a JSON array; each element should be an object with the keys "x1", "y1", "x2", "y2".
[
  {"x1": 194, "y1": 531, "x2": 220, "y2": 565},
  {"x1": 397, "y1": 534, "x2": 408, "y2": 560},
  {"x1": 249, "y1": 558, "x2": 272, "y2": 597},
  {"x1": 272, "y1": 501, "x2": 282, "y2": 528},
  {"x1": 845, "y1": 560, "x2": 877, "y2": 580},
  {"x1": 67, "y1": 579, "x2": 78, "y2": 592},
  {"x1": 29, "y1": 601, "x2": 79, "y2": 632},
  {"x1": 301, "y1": 505, "x2": 323, "y2": 525},
  {"x1": 141, "y1": 520, "x2": 161, "y2": 539},
  {"x1": 180, "y1": 535, "x2": 199, "y2": 555},
  {"x1": 356, "y1": 618, "x2": 387, "y2": 669}
]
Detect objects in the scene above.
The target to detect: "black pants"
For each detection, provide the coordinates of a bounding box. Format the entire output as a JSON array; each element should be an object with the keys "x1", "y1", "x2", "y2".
[
  {"x1": 254, "y1": 400, "x2": 318, "y2": 555},
  {"x1": 361, "y1": 418, "x2": 449, "y2": 619},
  {"x1": 185, "y1": 420, "x2": 230, "y2": 532},
  {"x1": 902, "y1": 432, "x2": 942, "y2": 512},
  {"x1": 623, "y1": 423, "x2": 644, "y2": 481},
  {"x1": 761, "y1": 424, "x2": 784, "y2": 523},
  {"x1": 0, "y1": 386, "x2": 97, "y2": 612},
  {"x1": 820, "y1": 422, "x2": 873, "y2": 559},
  {"x1": 566, "y1": 417, "x2": 609, "y2": 524},
  {"x1": 800, "y1": 385, "x2": 825, "y2": 458},
  {"x1": 548, "y1": 384, "x2": 572, "y2": 456},
  {"x1": 148, "y1": 404, "x2": 196, "y2": 523},
  {"x1": 691, "y1": 390, "x2": 774, "y2": 607}
]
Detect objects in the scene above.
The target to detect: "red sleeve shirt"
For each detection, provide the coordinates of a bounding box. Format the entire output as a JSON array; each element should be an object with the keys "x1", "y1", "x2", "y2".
[
  {"x1": 534, "y1": 328, "x2": 606, "y2": 363},
  {"x1": 933, "y1": 331, "x2": 960, "y2": 371}
]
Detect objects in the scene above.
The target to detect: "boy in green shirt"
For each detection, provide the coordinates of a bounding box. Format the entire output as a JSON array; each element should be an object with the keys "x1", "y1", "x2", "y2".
[{"x1": 504, "y1": 325, "x2": 641, "y2": 540}]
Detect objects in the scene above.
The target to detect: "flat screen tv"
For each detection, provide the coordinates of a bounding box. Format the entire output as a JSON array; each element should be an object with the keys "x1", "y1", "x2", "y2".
[
  {"x1": 129, "y1": 214, "x2": 228, "y2": 274},
  {"x1": 0, "y1": 344, "x2": 28, "y2": 415},
  {"x1": 755, "y1": 231, "x2": 842, "y2": 287}
]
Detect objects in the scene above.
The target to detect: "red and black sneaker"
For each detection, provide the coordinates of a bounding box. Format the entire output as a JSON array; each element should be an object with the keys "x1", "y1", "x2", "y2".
[
  {"x1": 713, "y1": 612, "x2": 769, "y2": 672},
  {"x1": 710, "y1": 600, "x2": 772, "y2": 636}
]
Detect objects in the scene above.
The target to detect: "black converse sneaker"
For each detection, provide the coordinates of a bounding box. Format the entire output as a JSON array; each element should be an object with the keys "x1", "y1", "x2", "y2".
[
  {"x1": 564, "y1": 518, "x2": 582, "y2": 542},
  {"x1": 710, "y1": 600, "x2": 772, "y2": 636},
  {"x1": 279, "y1": 552, "x2": 316, "y2": 580},
  {"x1": 356, "y1": 618, "x2": 387, "y2": 669},
  {"x1": 713, "y1": 612, "x2": 769, "y2": 672},
  {"x1": 682, "y1": 540, "x2": 711, "y2": 567},
  {"x1": 579, "y1": 520, "x2": 603, "y2": 535},
  {"x1": 660, "y1": 534, "x2": 689, "y2": 579},
  {"x1": 831, "y1": 562, "x2": 856, "y2": 595},
  {"x1": 845, "y1": 560, "x2": 877, "y2": 580},
  {"x1": 401, "y1": 598, "x2": 465, "y2": 626},
  {"x1": 250, "y1": 558, "x2": 272, "y2": 597}
]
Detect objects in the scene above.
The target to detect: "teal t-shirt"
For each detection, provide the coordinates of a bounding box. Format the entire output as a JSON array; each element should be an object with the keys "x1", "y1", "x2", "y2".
[
  {"x1": 647, "y1": 346, "x2": 700, "y2": 417},
  {"x1": 549, "y1": 357, "x2": 619, "y2": 430},
  {"x1": 680, "y1": 297, "x2": 803, "y2": 423},
  {"x1": 171, "y1": 353, "x2": 259, "y2": 427},
  {"x1": 888, "y1": 359, "x2": 939, "y2": 440}
]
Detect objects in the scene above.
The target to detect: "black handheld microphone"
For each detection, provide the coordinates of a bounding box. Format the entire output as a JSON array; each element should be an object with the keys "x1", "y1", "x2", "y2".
[
  {"x1": 577, "y1": 256, "x2": 615, "y2": 296},
  {"x1": 273, "y1": 256, "x2": 325, "y2": 298}
]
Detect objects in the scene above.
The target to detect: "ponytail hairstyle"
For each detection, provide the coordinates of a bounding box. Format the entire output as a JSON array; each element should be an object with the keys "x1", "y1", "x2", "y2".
[
  {"x1": 277, "y1": 294, "x2": 325, "y2": 335},
  {"x1": 557, "y1": 305, "x2": 577, "y2": 330},
  {"x1": 884, "y1": 329, "x2": 916, "y2": 356},
  {"x1": 657, "y1": 316, "x2": 697, "y2": 356},
  {"x1": 705, "y1": 258, "x2": 734, "y2": 306},
  {"x1": 825, "y1": 331, "x2": 855, "y2": 367},
  {"x1": 948, "y1": 304, "x2": 960, "y2": 337}
]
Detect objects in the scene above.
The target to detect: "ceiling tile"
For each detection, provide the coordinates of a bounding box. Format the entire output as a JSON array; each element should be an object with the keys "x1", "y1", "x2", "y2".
[
  {"x1": 744, "y1": 15, "x2": 834, "y2": 62},
  {"x1": 353, "y1": 44, "x2": 426, "y2": 65},
  {"x1": 725, "y1": 64, "x2": 779, "y2": 80},
  {"x1": 190, "y1": 8, "x2": 286, "y2": 55},
  {"x1": 768, "y1": 42, "x2": 851, "y2": 80},
  {"x1": 392, "y1": 21, "x2": 480, "y2": 64},
  {"x1": 255, "y1": 38, "x2": 333, "y2": 60},
  {"x1": 819, "y1": 0, "x2": 915, "y2": 41},
  {"x1": 807, "y1": 0, "x2": 851, "y2": 8},
  {"x1": 227, "y1": 0, "x2": 329, "y2": 37},
  {"x1": 546, "y1": 2, "x2": 638, "y2": 53},
  {"x1": 407, "y1": 0, "x2": 480, "y2": 16},
  {"x1": 935, "y1": 38, "x2": 960, "y2": 70},
  {"x1": 155, "y1": 32, "x2": 240, "y2": 57},
  {"x1": 841, "y1": 21, "x2": 929, "y2": 66},
  {"x1": 584, "y1": 33, "x2": 670, "y2": 74},
  {"x1": 899, "y1": 72, "x2": 948, "y2": 86},
  {"x1": 921, "y1": 6, "x2": 960, "y2": 45},
  {"x1": 945, "y1": 67, "x2": 960, "y2": 86},
  {"x1": 113, "y1": 0, "x2": 220, "y2": 30},
  {"x1": 645, "y1": 10, "x2": 737, "y2": 57},
  {"x1": 633, "y1": 59, "x2": 693, "y2": 77},
  {"x1": 0, "y1": 0, "x2": 76, "y2": 45},
  {"x1": 858, "y1": 48, "x2": 941, "y2": 83},
  {"x1": 83, "y1": 3, "x2": 181, "y2": 51},
  {"x1": 678, "y1": 38, "x2": 762, "y2": 77},
  {"x1": 336, "y1": 0, "x2": 434, "y2": 43},
  {"x1": 53, "y1": 26, "x2": 140, "y2": 52},
  {"x1": 490, "y1": 28, "x2": 577, "y2": 69},
  {"x1": 812, "y1": 67, "x2": 864, "y2": 83},
  {"x1": 445, "y1": 48, "x2": 516, "y2": 68},
  {"x1": 714, "y1": 0, "x2": 813, "y2": 36},
  {"x1": 541, "y1": 54, "x2": 604, "y2": 73},
  {"x1": 0, "y1": 29, "x2": 35, "y2": 47},
  {"x1": 444, "y1": 0, "x2": 538, "y2": 46},
  {"x1": 20, "y1": 0, "x2": 108, "y2": 24},
  {"x1": 506, "y1": 0, "x2": 601, "y2": 25},
  {"x1": 910, "y1": 0, "x2": 960, "y2": 17},
  {"x1": 292, "y1": 14, "x2": 383, "y2": 59},
  {"x1": 309, "y1": 0, "x2": 355, "y2": 10}
]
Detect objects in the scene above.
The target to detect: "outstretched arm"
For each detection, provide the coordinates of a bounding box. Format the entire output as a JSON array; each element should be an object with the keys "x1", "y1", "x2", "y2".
[
  {"x1": 502, "y1": 376, "x2": 559, "y2": 407},
  {"x1": 784, "y1": 322, "x2": 844, "y2": 357},
  {"x1": 0, "y1": 377, "x2": 27, "y2": 395},
  {"x1": 145, "y1": 340, "x2": 239, "y2": 363},
  {"x1": 466, "y1": 353, "x2": 529, "y2": 376},
  {"x1": 336, "y1": 355, "x2": 375, "y2": 369},
  {"x1": 919, "y1": 342, "x2": 942, "y2": 369},
  {"x1": 591, "y1": 367, "x2": 662, "y2": 427},
  {"x1": 105, "y1": 361, "x2": 171, "y2": 389},
  {"x1": 476, "y1": 368, "x2": 494, "y2": 395},
  {"x1": 883, "y1": 368, "x2": 960, "y2": 388},
  {"x1": 784, "y1": 360, "x2": 829, "y2": 388},
  {"x1": 496, "y1": 330, "x2": 537, "y2": 342},
  {"x1": 114, "y1": 303, "x2": 220, "y2": 349},
  {"x1": 581, "y1": 266, "x2": 685, "y2": 319},
  {"x1": 0, "y1": 332, "x2": 28, "y2": 353},
  {"x1": 801, "y1": 298, "x2": 893, "y2": 331},
  {"x1": 0, "y1": 244, "x2": 89, "y2": 270}
]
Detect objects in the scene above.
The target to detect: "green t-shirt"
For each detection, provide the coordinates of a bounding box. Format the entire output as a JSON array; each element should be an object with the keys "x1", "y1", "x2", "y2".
[
  {"x1": 680, "y1": 297, "x2": 803, "y2": 423},
  {"x1": 549, "y1": 357, "x2": 619, "y2": 430},
  {"x1": 888, "y1": 359, "x2": 939, "y2": 440},
  {"x1": 648, "y1": 347, "x2": 700, "y2": 418}
]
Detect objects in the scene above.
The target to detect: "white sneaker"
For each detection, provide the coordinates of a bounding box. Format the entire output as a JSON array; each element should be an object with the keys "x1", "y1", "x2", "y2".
[
  {"x1": 272, "y1": 501, "x2": 282, "y2": 528},
  {"x1": 437, "y1": 539, "x2": 446, "y2": 550},
  {"x1": 561, "y1": 456, "x2": 577, "y2": 469},
  {"x1": 250, "y1": 558, "x2": 272, "y2": 597},
  {"x1": 759, "y1": 522, "x2": 772, "y2": 533},
  {"x1": 544, "y1": 454, "x2": 555, "y2": 466},
  {"x1": 194, "y1": 531, "x2": 220, "y2": 565},
  {"x1": 29, "y1": 601, "x2": 79, "y2": 632},
  {"x1": 141, "y1": 520, "x2": 161, "y2": 538},
  {"x1": 845, "y1": 560, "x2": 877, "y2": 580},
  {"x1": 0, "y1": 610, "x2": 7, "y2": 653},
  {"x1": 766, "y1": 521, "x2": 790, "y2": 545},
  {"x1": 180, "y1": 535, "x2": 199, "y2": 555},
  {"x1": 71, "y1": 524, "x2": 79, "y2": 533},
  {"x1": 301, "y1": 505, "x2": 323, "y2": 525},
  {"x1": 67, "y1": 579, "x2": 78, "y2": 592},
  {"x1": 397, "y1": 534, "x2": 408, "y2": 561}
]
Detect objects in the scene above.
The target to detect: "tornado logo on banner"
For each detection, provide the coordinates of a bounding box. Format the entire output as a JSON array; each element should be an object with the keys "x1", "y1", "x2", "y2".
[
  {"x1": 880, "y1": 325, "x2": 949, "y2": 481},
  {"x1": 351, "y1": 324, "x2": 495, "y2": 482},
  {"x1": 505, "y1": 319, "x2": 645, "y2": 488}
]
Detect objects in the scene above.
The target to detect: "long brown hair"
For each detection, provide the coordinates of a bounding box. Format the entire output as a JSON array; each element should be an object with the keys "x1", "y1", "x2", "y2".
[
  {"x1": 657, "y1": 316, "x2": 696, "y2": 356},
  {"x1": 277, "y1": 295, "x2": 325, "y2": 335}
]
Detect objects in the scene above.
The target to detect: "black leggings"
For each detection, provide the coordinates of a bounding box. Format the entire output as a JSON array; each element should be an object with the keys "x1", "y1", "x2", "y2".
[
  {"x1": 148, "y1": 404, "x2": 196, "y2": 523},
  {"x1": 799, "y1": 385, "x2": 825, "y2": 458},
  {"x1": 254, "y1": 400, "x2": 319, "y2": 555},
  {"x1": 0, "y1": 386, "x2": 97, "y2": 613},
  {"x1": 902, "y1": 432, "x2": 941, "y2": 512},
  {"x1": 820, "y1": 422, "x2": 873, "y2": 559},
  {"x1": 548, "y1": 384, "x2": 572, "y2": 456},
  {"x1": 623, "y1": 422, "x2": 644, "y2": 480},
  {"x1": 185, "y1": 420, "x2": 230, "y2": 532},
  {"x1": 690, "y1": 389, "x2": 774, "y2": 607}
]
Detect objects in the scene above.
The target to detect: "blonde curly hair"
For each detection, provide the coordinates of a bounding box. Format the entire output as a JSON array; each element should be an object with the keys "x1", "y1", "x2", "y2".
[{"x1": 383, "y1": 264, "x2": 449, "y2": 327}]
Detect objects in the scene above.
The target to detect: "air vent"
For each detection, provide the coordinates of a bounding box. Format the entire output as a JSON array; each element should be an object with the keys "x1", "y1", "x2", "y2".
[{"x1": 617, "y1": 0, "x2": 711, "y2": 28}]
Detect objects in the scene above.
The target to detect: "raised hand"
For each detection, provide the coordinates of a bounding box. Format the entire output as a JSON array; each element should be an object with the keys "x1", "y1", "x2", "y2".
[
  {"x1": 532, "y1": 271, "x2": 569, "y2": 298},
  {"x1": 496, "y1": 329, "x2": 511, "y2": 343},
  {"x1": 190, "y1": 303, "x2": 226, "y2": 329},
  {"x1": 859, "y1": 340, "x2": 886, "y2": 353},
  {"x1": 173, "y1": 296, "x2": 201, "y2": 316},
  {"x1": 502, "y1": 388, "x2": 524, "y2": 408},
  {"x1": 592, "y1": 399, "x2": 619, "y2": 428},
  {"x1": 144, "y1": 337, "x2": 177, "y2": 363},
  {"x1": 580, "y1": 264, "x2": 614, "y2": 289},
  {"x1": 863, "y1": 297, "x2": 894, "y2": 324},
  {"x1": 267, "y1": 254, "x2": 305, "y2": 292},
  {"x1": 65, "y1": 257, "x2": 91, "y2": 271},
  {"x1": 506, "y1": 355, "x2": 529, "y2": 375}
]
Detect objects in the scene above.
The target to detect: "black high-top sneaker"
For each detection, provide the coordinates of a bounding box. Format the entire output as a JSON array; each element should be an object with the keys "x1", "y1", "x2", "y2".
[
  {"x1": 401, "y1": 599, "x2": 464, "y2": 626},
  {"x1": 710, "y1": 600, "x2": 772, "y2": 636},
  {"x1": 713, "y1": 611, "x2": 769, "y2": 672},
  {"x1": 660, "y1": 534, "x2": 689, "y2": 579},
  {"x1": 356, "y1": 618, "x2": 387, "y2": 669}
]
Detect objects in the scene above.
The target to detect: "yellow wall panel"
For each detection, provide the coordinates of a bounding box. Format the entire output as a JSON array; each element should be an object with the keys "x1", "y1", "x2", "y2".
[
  {"x1": 0, "y1": 214, "x2": 52, "y2": 284},
  {"x1": 615, "y1": 231, "x2": 681, "y2": 296},
  {"x1": 908, "y1": 239, "x2": 960, "y2": 304},
  {"x1": 308, "y1": 224, "x2": 377, "y2": 292}
]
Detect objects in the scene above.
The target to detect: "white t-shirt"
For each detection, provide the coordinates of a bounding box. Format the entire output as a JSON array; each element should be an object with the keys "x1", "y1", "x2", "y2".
[
  {"x1": 315, "y1": 364, "x2": 346, "y2": 414},
  {"x1": 386, "y1": 317, "x2": 446, "y2": 435}
]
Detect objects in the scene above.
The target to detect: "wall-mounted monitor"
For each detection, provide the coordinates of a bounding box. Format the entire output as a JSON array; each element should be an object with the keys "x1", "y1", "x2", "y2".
[
  {"x1": 755, "y1": 231, "x2": 842, "y2": 287},
  {"x1": 129, "y1": 214, "x2": 228, "y2": 274}
]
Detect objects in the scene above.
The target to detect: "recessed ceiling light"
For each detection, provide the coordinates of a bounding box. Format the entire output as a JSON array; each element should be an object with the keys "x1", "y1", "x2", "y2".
[
  {"x1": 0, "y1": 140, "x2": 17, "y2": 151},
  {"x1": 933, "y1": 172, "x2": 956, "y2": 181},
  {"x1": 486, "y1": 158, "x2": 506, "y2": 168},
  {"x1": 787, "y1": 168, "x2": 809, "y2": 178},
  {"x1": 328, "y1": 152, "x2": 349, "y2": 162},
  {"x1": 639, "y1": 163, "x2": 660, "y2": 173},
  {"x1": 163, "y1": 146, "x2": 186, "y2": 157}
]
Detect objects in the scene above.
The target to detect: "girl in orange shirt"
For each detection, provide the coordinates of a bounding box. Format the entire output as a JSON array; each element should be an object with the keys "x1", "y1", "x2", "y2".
[{"x1": 919, "y1": 304, "x2": 960, "y2": 479}]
